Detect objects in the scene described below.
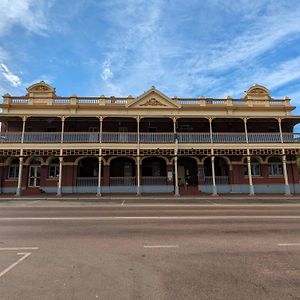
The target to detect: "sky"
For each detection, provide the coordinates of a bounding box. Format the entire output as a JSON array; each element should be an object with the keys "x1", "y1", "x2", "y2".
[{"x1": 1, "y1": 0, "x2": 300, "y2": 113}]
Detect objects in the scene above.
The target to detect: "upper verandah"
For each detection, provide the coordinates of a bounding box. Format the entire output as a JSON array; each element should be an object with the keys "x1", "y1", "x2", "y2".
[{"x1": 0, "y1": 81, "x2": 295, "y2": 117}]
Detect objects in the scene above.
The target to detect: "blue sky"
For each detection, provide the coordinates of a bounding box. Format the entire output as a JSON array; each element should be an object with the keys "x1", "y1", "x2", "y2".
[{"x1": 1, "y1": 0, "x2": 300, "y2": 112}]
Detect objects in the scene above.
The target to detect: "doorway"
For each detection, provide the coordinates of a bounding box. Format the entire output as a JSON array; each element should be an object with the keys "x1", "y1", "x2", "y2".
[{"x1": 28, "y1": 165, "x2": 41, "y2": 187}]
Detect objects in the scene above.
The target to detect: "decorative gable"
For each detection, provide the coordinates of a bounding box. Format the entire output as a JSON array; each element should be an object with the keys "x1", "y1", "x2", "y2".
[
  {"x1": 26, "y1": 81, "x2": 56, "y2": 98},
  {"x1": 127, "y1": 86, "x2": 181, "y2": 109},
  {"x1": 245, "y1": 84, "x2": 271, "y2": 101}
]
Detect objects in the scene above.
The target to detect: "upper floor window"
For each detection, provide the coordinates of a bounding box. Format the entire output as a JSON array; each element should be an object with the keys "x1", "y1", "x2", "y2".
[
  {"x1": 268, "y1": 157, "x2": 283, "y2": 176},
  {"x1": 8, "y1": 158, "x2": 19, "y2": 179},
  {"x1": 244, "y1": 157, "x2": 261, "y2": 176}
]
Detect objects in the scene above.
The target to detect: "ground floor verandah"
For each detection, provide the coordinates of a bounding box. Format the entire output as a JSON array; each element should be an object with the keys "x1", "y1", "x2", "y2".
[{"x1": 0, "y1": 153, "x2": 299, "y2": 196}]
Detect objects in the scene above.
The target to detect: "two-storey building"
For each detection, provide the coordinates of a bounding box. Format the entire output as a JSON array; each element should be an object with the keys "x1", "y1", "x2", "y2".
[{"x1": 0, "y1": 81, "x2": 299, "y2": 196}]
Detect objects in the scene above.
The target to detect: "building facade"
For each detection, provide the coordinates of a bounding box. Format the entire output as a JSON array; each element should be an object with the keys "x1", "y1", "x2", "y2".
[{"x1": 0, "y1": 81, "x2": 299, "y2": 196}]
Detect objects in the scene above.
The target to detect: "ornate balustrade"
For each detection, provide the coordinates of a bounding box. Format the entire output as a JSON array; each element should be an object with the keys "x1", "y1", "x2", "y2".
[
  {"x1": 6, "y1": 96, "x2": 289, "y2": 107},
  {"x1": 0, "y1": 132, "x2": 299, "y2": 144}
]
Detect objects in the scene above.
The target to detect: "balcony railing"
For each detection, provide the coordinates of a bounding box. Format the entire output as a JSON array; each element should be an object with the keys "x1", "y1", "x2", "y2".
[
  {"x1": 141, "y1": 176, "x2": 167, "y2": 185},
  {"x1": 204, "y1": 176, "x2": 229, "y2": 185},
  {"x1": 140, "y1": 133, "x2": 174, "y2": 143},
  {"x1": 1, "y1": 132, "x2": 300, "y2": 144},
  {"x1": 77, "y1": 177, "x2": 99, "y2": 186},
  {"x1": 110, "y1": 177, "x2": 136, "y2": 186},
  {"x1": 102, "y1": 133, "x2": 138, "y2": 143}
]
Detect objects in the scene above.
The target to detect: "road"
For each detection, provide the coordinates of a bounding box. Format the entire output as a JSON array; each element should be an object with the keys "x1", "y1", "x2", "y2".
[{"x1": 0, "y1": 202, "x2": 299, "y2": 300}]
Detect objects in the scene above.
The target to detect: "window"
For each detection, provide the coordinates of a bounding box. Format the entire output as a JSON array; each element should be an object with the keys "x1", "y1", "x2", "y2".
[
  {"x1": 268, "y1": 157, "x2": 283, "y2": 176},
  {"x1": 48, "y1": 158, "x2": 59, "y2": 178},
  {"x1": 8, "y1": 158, "x2": 19, "y2": 179},
  {"x1": 88, "y1": 127, "x2": 98, "y2": 132},
  {"x1": 244, "y1": 157, "x2": 261, "y2": 176}
]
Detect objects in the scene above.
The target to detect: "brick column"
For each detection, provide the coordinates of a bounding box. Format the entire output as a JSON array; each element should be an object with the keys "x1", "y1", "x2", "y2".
[{"x1": 103, "y1": 164, "x2": 110, "y2": 186}]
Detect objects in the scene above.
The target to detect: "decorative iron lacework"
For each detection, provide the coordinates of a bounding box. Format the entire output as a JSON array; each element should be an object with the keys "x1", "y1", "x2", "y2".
[
  {"x1": 102, "y1": 149, "x2": 137, "y2": 155},
  {"x1": 23, "y1": 149, "x2": 60, "y2": 156},
  {"x1": 141, "y1": 149, "x2": 174, "y2": 156},
  {"x1": 63, "y1": 149, "x2": 99, "y2": 156},
  {"x1": 178, "y1": 149, "x2": 211, "y2": 155},
  {"x1": 213, "y1": 149, "x2": 248, "y2": 155},
  {"x1": 0, "y1": 149, "x2": 20, "y2": 156},
  {"x1": 285, "y1": 149, "x2": 300, "y2": 155},
  {"x1": 250, "y1": 149, "x2": 282, "y2": 155}
]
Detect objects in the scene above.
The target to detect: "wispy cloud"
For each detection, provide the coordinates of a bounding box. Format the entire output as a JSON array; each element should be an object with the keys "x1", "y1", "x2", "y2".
[
  {"x1": 0, "y1": 63, "x2": 22, "y2": 87},
  {"x1": 94, "y1": 0, "x2": 300, "y2": 98},
  {"x1": 0, "y1": 0, "x2": 53, "y2": 36},
  {"x1": 101, "y1": 60, "x2": 113, "y2": 81}
]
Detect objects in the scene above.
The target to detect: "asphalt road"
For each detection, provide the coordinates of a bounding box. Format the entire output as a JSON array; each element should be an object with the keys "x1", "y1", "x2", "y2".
[{"x1": 0, "y1": 202, "x2": 299, "y2": 300}]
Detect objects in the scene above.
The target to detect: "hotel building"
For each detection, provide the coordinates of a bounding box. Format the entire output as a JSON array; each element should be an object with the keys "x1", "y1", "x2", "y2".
[{"x1": 0, "y1": 81, "x2": 299, "y2": 196}]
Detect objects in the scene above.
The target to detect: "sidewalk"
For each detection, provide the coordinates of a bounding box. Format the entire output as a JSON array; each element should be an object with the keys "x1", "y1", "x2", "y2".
[{"x1": 1, "y1": 193, "x2": 300, "y2": 205}]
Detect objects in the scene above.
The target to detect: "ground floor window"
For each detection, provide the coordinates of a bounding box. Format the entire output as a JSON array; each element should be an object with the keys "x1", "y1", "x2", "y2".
[
  {"x1": 48, "y1": 158, "x2": 60, "y2": 178},
  {"x1": 8, "y1": 158, "x2": 19, "y2": 179},
  {"x1": 268, "y1": 157, "x2": 283, "y2": 176},
  {"x1": 244, "y1": 157, "x2": 261, "y2": 176}
]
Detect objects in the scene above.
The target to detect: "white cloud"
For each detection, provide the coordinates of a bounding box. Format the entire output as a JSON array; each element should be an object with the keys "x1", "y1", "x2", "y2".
[
  {"x1": 0, "y1": 63, "x2": 22, "y2": 87},
  {"x1": 0, "y1": 0, "x2": 53, "y2": 36},
  {"x1": 187, "y1": 5, "x2": 300, "y2": 74},
  {"x1": 101, "y1": 60, "x2": 114, "y2": 81},
  {"x1": 94, "y1": 0, "x2": 300, "y2": 98}
]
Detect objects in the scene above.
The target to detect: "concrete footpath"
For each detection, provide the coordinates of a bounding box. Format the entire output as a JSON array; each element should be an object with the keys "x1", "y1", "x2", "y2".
[{"x1": 1, "y1": 193, "x2": 300, "y2": 205}]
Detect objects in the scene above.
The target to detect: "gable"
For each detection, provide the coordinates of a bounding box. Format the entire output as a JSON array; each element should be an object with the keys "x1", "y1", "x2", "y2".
[{"x1": 126, "y1": 87, "x2": 181, "y2": 109}]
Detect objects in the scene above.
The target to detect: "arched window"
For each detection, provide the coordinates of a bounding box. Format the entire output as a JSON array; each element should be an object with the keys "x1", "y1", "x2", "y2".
[
  {"x1": 244, "y1": 157, "x2": 261, "y2": 176},
  {"x1": 8, "y1": 158, "x2": 19, "y2": 179},
  {"x1": 268, "y1": 157, "x2": 283, "y2": 176},
  {"x1": 48, "y1": 158, "x2": 59, "y2": 178}
]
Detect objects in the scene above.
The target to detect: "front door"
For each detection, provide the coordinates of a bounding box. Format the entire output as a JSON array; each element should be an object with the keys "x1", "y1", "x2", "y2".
[{"x1": 28, "y1": 166, "x2": 41, "y2": 187}]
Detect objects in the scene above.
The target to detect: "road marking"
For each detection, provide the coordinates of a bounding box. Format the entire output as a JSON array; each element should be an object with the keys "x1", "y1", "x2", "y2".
[
  {"x1": 278, "y1": 243, "x2": 300, "y2": 247},
  {"x1": 144, "y1": 245, "x2": 178, "y2": 248},
  {"x1": 0, "y1": 247, "x2": 39, "y2": 251},
  {"x1": 0, "y1": 216, "x2": 299, "y2": 221},
  {"x1": 0, "y1": 252, "x2": 32, "y2": 278},
  {"x1": 121, "y1": 200, "x2": 126, "y2": 206},
  {"x1": 205, "y1": 199, "x2": 217, "y2": 205},
  {"x1": 1, "y1": 204, "x2": 300, "y2": 208}
]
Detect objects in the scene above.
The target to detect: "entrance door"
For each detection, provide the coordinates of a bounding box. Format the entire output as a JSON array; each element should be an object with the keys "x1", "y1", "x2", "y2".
[
  {"x1": 177, "y1": 158, "x2": 199, "y2": 194},
  {"x1": 178, "y1": 166, "x2": 185, "y2": 187},
  {"x1": 28, "y1": 166, "x2": 41, "y2": 187}
]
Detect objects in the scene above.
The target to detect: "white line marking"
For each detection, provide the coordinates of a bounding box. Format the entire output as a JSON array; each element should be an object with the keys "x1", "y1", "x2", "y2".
[
  {"x1": 0, "y1": 247, "x2": 39, "y2": 251},
  {"x1": 1, "y1": 204, "x2": 300, "y2": 208},
  {"x1": 205, "y1": 199, "x2": 217, "y2": 205},
  {"x1": 0, "y1": 252, "x2": 31, "y2": 278},
  {"x1": 0, "y1": 216, "x2": 299, "y2": 221},
  {"x1": 121, "y1": 200, "x2": 125, "y2": 206},
  {"x1": 144, "y1": 245, "x2": 178, "y2": 248},
  {"x1": 278, "y1": 243, "x2": 300, "y2": 247}
]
